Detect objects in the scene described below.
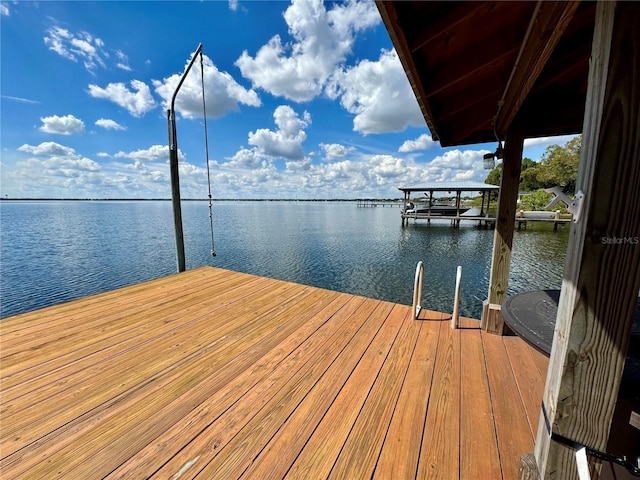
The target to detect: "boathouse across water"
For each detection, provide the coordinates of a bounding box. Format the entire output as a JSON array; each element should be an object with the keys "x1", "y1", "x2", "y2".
[{"x1": 399, "y1": 181, "x2": 499, "y2": 227}]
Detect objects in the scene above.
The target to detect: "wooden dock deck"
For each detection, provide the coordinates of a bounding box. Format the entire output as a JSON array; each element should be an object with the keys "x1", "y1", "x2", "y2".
[{"x1": 0, "y1": 266, "x2": 548, "y2": 479}]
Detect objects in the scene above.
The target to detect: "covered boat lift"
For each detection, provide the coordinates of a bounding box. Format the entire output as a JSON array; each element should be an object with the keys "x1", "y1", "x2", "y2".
[
  {"x1": 399, "y1": 181, "x2": 499, "y2": 227},
  {"x1": 378, "y1": 1, "x2": 639, "y2": 478}
]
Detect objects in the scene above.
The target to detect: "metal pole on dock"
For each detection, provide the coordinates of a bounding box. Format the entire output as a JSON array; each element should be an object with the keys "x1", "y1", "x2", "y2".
[
  {"x1": 168, "y1": 110, "x2": 185, "y2": 273},
  {"x1": 451, "y1": 265, "x2": 462, "y2": 329},
  {"x1": 167, "y1": 43, "x2": 203, "y2": 273}
]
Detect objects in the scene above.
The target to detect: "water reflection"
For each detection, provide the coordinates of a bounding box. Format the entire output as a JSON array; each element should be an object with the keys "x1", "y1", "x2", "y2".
[{"x1": 1, "y1": 201, "x2": 569, "y2": 319}]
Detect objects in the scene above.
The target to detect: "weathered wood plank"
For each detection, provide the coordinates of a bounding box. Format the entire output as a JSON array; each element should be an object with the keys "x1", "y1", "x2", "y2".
[
  {"x1": 1, "y1": 274, "x2": 271, "y2": 391},
  {"x1": 0, "y1": 268, "x2": 236, "y2": 357},
  {"x1": 234, "y1": 305, "x2": 398, "y2": 479},
  {"x1": 0, "y1": 272, "x2": 257, "y2": 387},
  {"x1": 163, "y1": 301, "x2": 397, "y2": 480},
  {"x1": 0, "y1": 267, "x2": 222, "y2": 332},
  {"x1": 106, "y1": 293, "x2": 362, "y2": 480},
  {"x1": 373, "y1": 314, "x2": 443, "y2": 479},
  {"x1": 237, "y1": 304, "x2": 413, "y2": 480},
  {"x1": 527, "y1": 341, "x2": 551, "y2": 380},
  {"x1": 328, "y1": 306, "x2": 418, "y2": 479},
  {"x1": 2, "y1": 284, "x2": 335, "y2": 476},
  {"x1": 483, "y1": 332, "x2": 534, "y2": 480},
  {"x1": 416, "y1": 315, "x2": 461, "y2": 479},
  {"x1": 459, "y1": 317, "x2": 502, "y2": 480},
  {"x1": 1, "y1": 279, "x2": 309, "y2": 451},
  {"x1": 503, "y1": 336, "x2": 548, "y2": 436},
  {"x1": 283, "y1": 303, "x2": 405, "y2": 479},
  {"x1": 1, "y1": 266, "x2": 547, "y2": 480}
]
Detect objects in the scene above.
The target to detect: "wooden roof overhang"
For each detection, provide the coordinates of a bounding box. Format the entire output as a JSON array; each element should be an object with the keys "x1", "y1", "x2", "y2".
[{"x1": 377, "y1": 1, "x2": 596, "y2": 147}]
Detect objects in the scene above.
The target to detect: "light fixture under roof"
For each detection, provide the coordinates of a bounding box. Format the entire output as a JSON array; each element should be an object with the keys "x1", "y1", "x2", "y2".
[{"x1": 483, "y1": 140, "x2": 504, "y2": 169}]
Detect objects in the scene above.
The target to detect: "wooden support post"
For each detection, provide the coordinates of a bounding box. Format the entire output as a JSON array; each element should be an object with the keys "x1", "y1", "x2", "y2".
[
  {"x1": 519, "y1": 453, "x2": 539, "y2": 480},
  {"x1": 402, "y1": 191, "x2": 406, "y2": 225},
  {"x1": 528, "y1": 2, "x2": 640, "y2": 478},
  {"x1": 402, "y1": 190, "x2": 410, "y2": 225},
  {"x1": 481, "y1": 130, "x2": 524, "y2": 334}
]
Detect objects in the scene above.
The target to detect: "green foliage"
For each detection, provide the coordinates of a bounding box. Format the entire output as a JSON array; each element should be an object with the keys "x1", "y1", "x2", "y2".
[
  {"x1": 485, "y1": 164, "x2": 501, "y2": 185},
  {"x1": 521, "y1": 157, "x2": 537, "y2": 170},
  {"x1": 520, "y1": 167, "x2": 541, "y2": 192},
  {"x1": 536, "y1": 136, "x2": 581, "y2": 194},
  {"x1": 485, "y1": 157, "x2": 539, "y2": 188},
  {"x1": 484, "y1": 136, "x2": 581, "y2": 195},
  {"x1": 519, "y1": 189, "x2": 554, "y2": 211}
]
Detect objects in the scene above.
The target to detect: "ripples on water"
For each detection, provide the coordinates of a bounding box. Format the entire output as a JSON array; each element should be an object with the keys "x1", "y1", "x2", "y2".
[{"x1": 0, "y1": 201, "x2": 569, "y2": 319}]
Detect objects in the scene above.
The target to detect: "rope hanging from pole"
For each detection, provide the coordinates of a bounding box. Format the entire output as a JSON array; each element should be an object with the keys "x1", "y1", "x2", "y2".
[{"x1": 200, "y1": 49, "x2": 216, "y2": 257}]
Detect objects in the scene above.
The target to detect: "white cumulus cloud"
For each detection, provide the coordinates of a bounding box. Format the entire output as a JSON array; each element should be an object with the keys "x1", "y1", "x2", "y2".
[
  {"x1": 5, "y1": 141, "x2": 207, "y2": 198},
  {"x1": 95, "y1": 118, "x2": 126, "y2": 131},
  {"x1": 226, "y1": 147, "x2": 264, "y2": 169},
  {"x1": 39, "y1": 114, "x2": 85, "y2": 135},
  {"x1": 235, "y1": 0, "x2": 379, "y2": 102},
  {"x1": 320, "y1": 143, "x2": 354, "y2": 160},
  {"x1": 114, "y1": 145, "x2": 173, "y2": 162},
  {"x1": 248, "y1": 105, "x2": 311, "y2": 161},
  {"x1": 399, "y1": 134, "x2": 436, "y2": 152},
  {"x1": 369, "y1": 154, "x2": 408, "y2": 180},
  {"x1": 11, "y1": 142, "x2": 101, "y2": 196},
  {"x1": 327, "y1": 49, "x2": 425, "y2": 134},
  {"x1": 18, "y1": 141, "x2": 77, "y2": 157},
  {"x1": 88, "y1": 80, "x2": 157, "y2": 117},
  {"x1": 153, "y1": 54, "x2": 260, "y2": 120},
  {"x1": 420, "y1": 149, "x2": 490, "y2": 183}
]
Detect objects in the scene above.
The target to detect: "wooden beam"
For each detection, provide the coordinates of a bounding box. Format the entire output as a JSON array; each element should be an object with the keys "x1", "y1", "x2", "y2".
[
  {"x1": 481, "y1": 130, "x2": 524, "y2": 334},
  {"x1": 436, "y1": 75, "x2": 504, "y2": 123},
  {"x1": 440, "y1": 94, "x2": 501, "y2": 148},
  {"x1": 531, "y1": 2, "x2": 640, "y2": 478},
  {"x1": 495, "y1": 1, "x2": 581, "y2": 136},
  {"x1": 425, "y1": 43, "x2": 517, "y2": 99},
  {"x1": 407, "y1": 2, "x2": 487, "y2": 53}
]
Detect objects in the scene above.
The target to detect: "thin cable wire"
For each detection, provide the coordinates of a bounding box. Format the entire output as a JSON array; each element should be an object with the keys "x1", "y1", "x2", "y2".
[{"x1": 200, "y1": 50, "x2": 216, "y2": 257}]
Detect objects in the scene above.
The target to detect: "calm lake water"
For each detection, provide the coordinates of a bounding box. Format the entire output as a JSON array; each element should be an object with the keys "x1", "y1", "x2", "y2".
[{"x1": 0, "y1": 200, "x2": 569, "y2": 319}]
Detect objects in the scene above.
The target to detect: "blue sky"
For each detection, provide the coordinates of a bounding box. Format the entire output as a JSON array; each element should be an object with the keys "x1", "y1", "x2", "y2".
[{"x1": 0, "y1": 0, "x2": 576, "y2": 199}]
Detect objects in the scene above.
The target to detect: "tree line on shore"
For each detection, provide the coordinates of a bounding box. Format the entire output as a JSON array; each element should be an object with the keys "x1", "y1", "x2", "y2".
[{"x1": 485, "y1": 136, "x2": 580, "y2": 211}]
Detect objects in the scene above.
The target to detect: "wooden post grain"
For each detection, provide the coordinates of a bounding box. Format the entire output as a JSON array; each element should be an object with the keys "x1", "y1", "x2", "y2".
[
  {"x1": 481, "y1": 130, "x2": 524, "y2": 334},
  {"x1": 519, "y1": 453, "x2": 539, "y2": 480},
  {"x1": 531, "y1": 2, "x2": 640, "y2": 478}
]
